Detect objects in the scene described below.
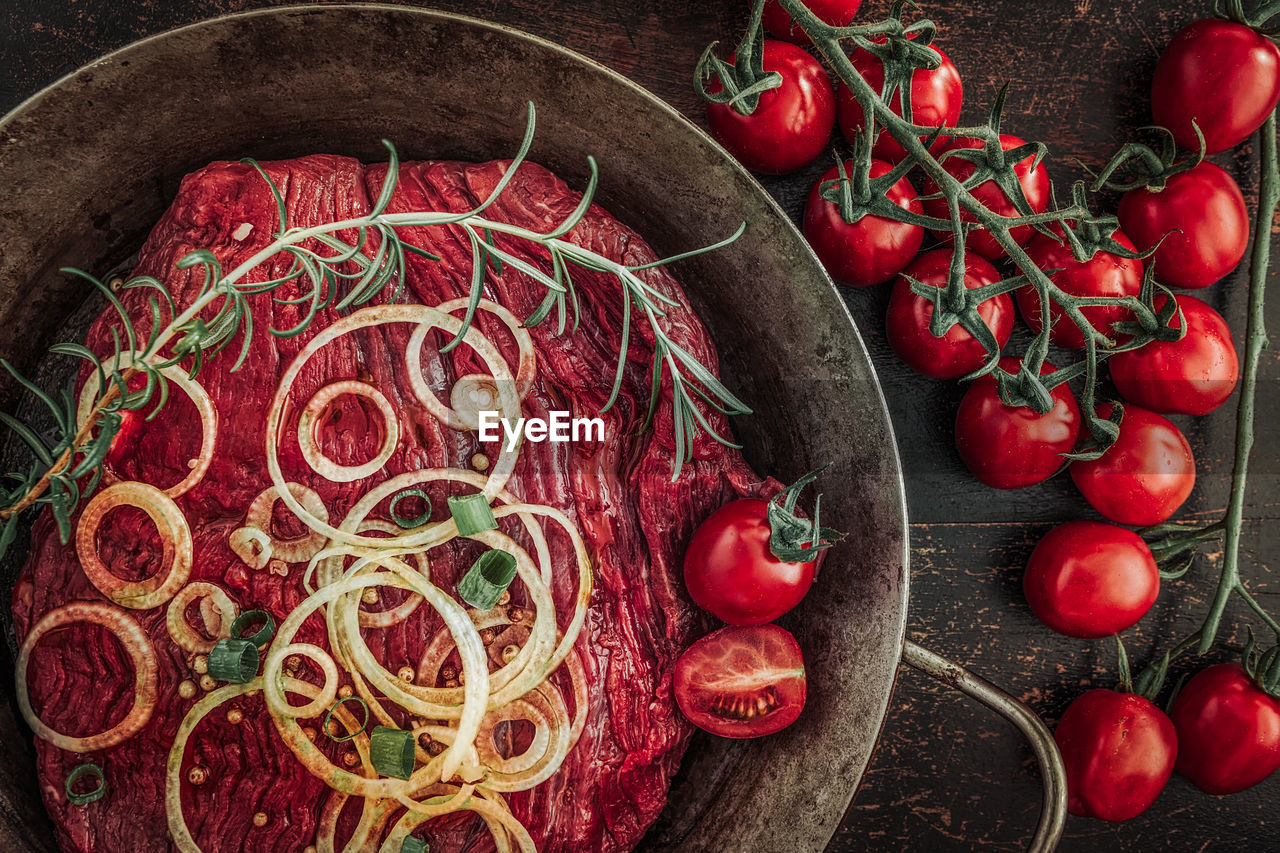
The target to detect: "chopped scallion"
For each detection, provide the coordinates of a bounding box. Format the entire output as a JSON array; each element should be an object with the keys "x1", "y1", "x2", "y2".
[
  {"x1": 230, "y1": 609, "x2": 275, "y2": 648},
  {"x1": 458, "y1": 549, "x2": 517, "y2": 610},
  {"x1": 65, "y1": 762, "x2": 106, "y2": 805},
  {"x1": 208, "y1": 638, "x2": 259, "y2": 683},
  {"x1": 324, "y1": 695, "x2": 370, "y2": 743},
  {"x1": 370, "y1": 726, "x2": 415, "y2": 780},
  {"x1": 389, "y1": 488, "x2": 433, "y2": 529},
  {"x1": 447, "y1": 493, "x2": 497, "y2": 536}
]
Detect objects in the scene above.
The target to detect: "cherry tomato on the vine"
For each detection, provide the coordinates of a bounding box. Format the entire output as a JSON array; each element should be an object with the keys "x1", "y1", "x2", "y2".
[
  {"x1": 1110, "y1": 294, "x2": 1239, "y2": 416},
  {"x1": 684, "y1": 498, "x2": 815, "y2": 625},
  {"x1": 954, "y1": 358, "x2": 1081, "y2": 490},
  {"x1": 1170, "y1": 663, "x2": 1280, "y2": 795},
  {"x1": 836, "y1": 35, "x2": 963, "y2": 162},
  {"x1": 1055, "y1": 689, "x2": 1177, "y2": 822},
  {"x1": 886, "y1": 250, "x2": 1013, "y2": 379},
  {"x1": 762, "y1": 0, "x2": 862, "y2": 45},
  {"x1": 673, "y1": 623, "x2": 807, "y2": 738},
  {"x1": 1152, "y1": 19, "x2": 1280, "y2": 155},
  {"x1": 1118, "y1": 161, "x2": 1248, "y2": 290},
  {"x1": 1023, "y1": 520, "x2": 1159, "y2": 639},
  {"x1": 921, "y1": 134, "x2": 1051, "y2": 260},
  {"x1": 803, "y1": 158, "x2": 924, "y2": 287},
  {"x1": 1070, "y1": 403, "x2": 1195, "y2": 527},
  {"x1": 705, "y1": 40, "x2": 836, "y2": 175},
  {"x1": 1015, "y1": 229, "x2": 1144, "y2": 349}
]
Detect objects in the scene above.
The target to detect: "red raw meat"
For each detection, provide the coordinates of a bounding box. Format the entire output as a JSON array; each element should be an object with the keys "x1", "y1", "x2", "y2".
[{"x1": 11, "y1": 154, "x2": 767, "y2": 852}]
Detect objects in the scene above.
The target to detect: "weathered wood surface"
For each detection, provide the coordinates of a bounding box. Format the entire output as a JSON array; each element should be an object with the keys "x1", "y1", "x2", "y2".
[{"x1": 2, "y1": 0, "x2": 1277, "y2": 849}]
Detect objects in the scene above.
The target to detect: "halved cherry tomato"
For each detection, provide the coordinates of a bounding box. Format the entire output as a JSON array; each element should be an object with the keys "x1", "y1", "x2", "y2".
[
  {"x1": 684, "y1": 498, "x2": 815, "y2": 626},
  {"x1": 705, "y1": 40, "x2": 836, "y2": 174},
  {"x1": 803, "y1": 158, "x2": 924, "y2": 287},
  {"x1": 673, "y1": 624, "x2": 807, "y2": 738},
  {"x1": 1016, "y1": 229, "x2": 1144, "y2": 349},
  {"x1": 1055, "y1": 689, "x2": 1177, "y2": 822},
  {"x1": 954, "y1": 357, "x2": 1081, "y2": 489},
  {"x1": 1109, "y1": 294, "x2": 1239, "y2": 416},
  {"x1": 1170, "y1": 663, "x2": 1280, "y2": 795},
  {"x1": 1070, "y1": 403, "x2": 1195, "y2": 527},
  {"x1": 1023, "y1": 520, "x2": 1159, "y2": 639},
  {"x1": 886, "y1": 250, "x2": 1013, "y2": 379},
  {"x1": 1152, "y1": 19, "x2": 1280, "y2": 154},
  {"x1": 1118, "y1": 161, "x2": 1248, "y2": 290},
  {"x1": 762, "y1": 0, "x2": 862, "y2": 45},
  {"x1": 836, "y1": 34, "x2": 963, "y2": 162},
  {"x1": 921, "y1": 135, "x2": 1051, "y2": 260}
]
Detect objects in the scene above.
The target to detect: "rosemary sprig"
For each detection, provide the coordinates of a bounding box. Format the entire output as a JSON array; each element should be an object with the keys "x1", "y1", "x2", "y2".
[{"x1": 0, "y1": 102, "x2": 749, "y2": 556}]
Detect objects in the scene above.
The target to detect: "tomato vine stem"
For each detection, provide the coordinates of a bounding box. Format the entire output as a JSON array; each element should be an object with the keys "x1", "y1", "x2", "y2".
[{"x1": 1199, "y1": 113, "x2": 1277, "y2": 651}]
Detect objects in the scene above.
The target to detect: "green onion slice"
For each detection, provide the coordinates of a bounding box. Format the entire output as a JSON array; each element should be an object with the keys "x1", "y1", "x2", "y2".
[
  {"x1": 230, "y1": 609, "x2": 275, "y2": 648},
  {"x1": 208, "y1": 638, "x2": 260, "y2": 683},
  {"x1": 324, "y1": 695, "x2": 370, "y2": 743},
  {"x1": 389, "y1": 488, "x2": 433, "y2": 529},
  {"x1": 65, "y1": 763, "x2": 106, "y2": 805},
  {"x1": 401, "y1": 837, "x2": 429, "y2": 853},
  {"x1": 447, "y1": 493, "x2": 497, "y2": 536},
  {"x1": 458, "y1": 549, "x2": 517, "y2": 611},
  {"x1": 370, "y1": 726, "x2": 415, "y2": 780}
]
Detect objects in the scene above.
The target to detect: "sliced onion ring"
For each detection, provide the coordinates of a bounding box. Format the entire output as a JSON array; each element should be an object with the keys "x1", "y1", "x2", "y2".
[
  {"x1": 17, "y1": 601, "x2": 158, "y2": 752},
  {"x1": 262, "y1": 642, "x2": 339, "y2": 720},
  {"x1": 76, "y1": 351, "x2": 217, "y2": 498},
  {"x1": 297, "y1": 380, "x2": 399, "y2": 482},
  {"x1": 75, "y1": 481, "x2": 193, "y2": 610},
  {"x1": 165, "y1": 582, "x2": 238, "y2": 654},
  {"x1": 243, "y1": 482, "x2": 330, "y2": 564}
]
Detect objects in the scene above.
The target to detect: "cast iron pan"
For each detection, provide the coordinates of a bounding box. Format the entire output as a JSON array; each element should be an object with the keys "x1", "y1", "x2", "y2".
[{"x1": 0, "y1": 6, "x2": 1066, "y2": 851}]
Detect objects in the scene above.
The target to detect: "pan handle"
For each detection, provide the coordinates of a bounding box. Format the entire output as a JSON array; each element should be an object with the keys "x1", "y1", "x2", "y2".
[{"x1": 901, "y1": 640, "x2": 1068, "y2": 852}]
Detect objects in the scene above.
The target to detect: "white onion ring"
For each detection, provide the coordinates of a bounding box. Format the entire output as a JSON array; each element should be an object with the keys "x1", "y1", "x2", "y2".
[
  {"x1": 165, "y1": 582, "x2": 238, "y2": 654},
  {"x1": 262, "y1": 643, "x2": 339, "y2": 720},
  {"x1": 228, "y1": 526, "x2": 272, "y2": 570},
  {"x1": 17, "y1": 601, "x2": 158, "y2": 752},
  {"x1": 297, "y1": 380, "x2": 399, "y2": 482},
  {"x1": 242, "y1": 483, "x2": 330, "y2": 565},
  {"x1": 75, "y1": 481, "x2": 193, "y2": 610},
  {"x1": 407, "y1": 298, "x2": 535, "y2": 433},
  {"x1": 76, "y1": 351, "x2": 217, "y2": 498}
]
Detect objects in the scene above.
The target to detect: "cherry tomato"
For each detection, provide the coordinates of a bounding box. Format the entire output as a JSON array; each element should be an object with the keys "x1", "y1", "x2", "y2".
[
  {"x1": 673, "y1": 623, "x2": 807, "y2": 738},
  {"x1": 1152, "y1": 19, "x2": 1280, "y2": 154},
  {"x1": 1110, "y1": 294, "x2": 1239, "y2": 416},
  {"x1": 684, "y1": 498, "x2": 815, "y2": 625},
  {"x1": 1055, "y1": 689, "x2": 1177, "y2": 822},
  {"x1": 1170, "y1": 664, "x2": 1280, "y2": 795},
  {"x1": 1023, "y1": 520, "x2": 1159, "y2": 639},
  {"x1": 705, "y1": 40, "x2": 836, "y2": 174},
  {"x1": 836, "y1": 35, "x2": 963, "y2": 162},
  {"x1": 1118, "y1": 162, "x2": 1248, "y2": 290},
  {"x1": 1070, "y1": 403, "x2": 1195, "y2": 527},
  {"x1": 1016, "y1": 229, "x2": 1144, "y2": 349},
  {"x1": 762, "y1": 0, "x2": 862, "y2": 45},
  {"x1": 954, "y1": 357, "x2": 1081, "y2": 489},
  {"x1": 886, "y1": 250, "x2": 1013, "y2": 379},
  {"x1": 803, "y1": 158, "x2": 924, "y2": 287},
  {"x1": 921, "y1": 135, "x2": 1051, "y2": 260}
]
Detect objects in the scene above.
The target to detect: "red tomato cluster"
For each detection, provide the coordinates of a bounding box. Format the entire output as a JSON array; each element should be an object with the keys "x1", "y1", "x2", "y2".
[{"x1": 699, "y1": 1, "x2": 1280, "y2": 819}]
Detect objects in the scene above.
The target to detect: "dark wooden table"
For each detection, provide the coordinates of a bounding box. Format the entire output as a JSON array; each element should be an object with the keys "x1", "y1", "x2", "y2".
[{"x1": 3, "y1": 0, "x2": 1277, "y2": 850}]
